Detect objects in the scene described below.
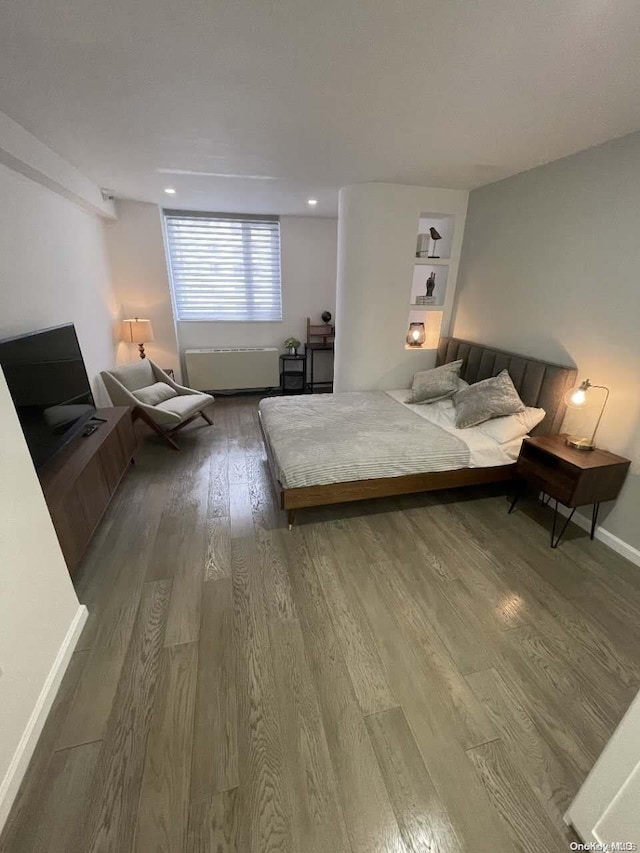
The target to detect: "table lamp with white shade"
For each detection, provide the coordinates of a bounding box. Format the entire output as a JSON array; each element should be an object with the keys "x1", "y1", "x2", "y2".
[
  {"x1": 564, "y1": 378, "x2": 610, "y2": 451},
  {"x1": 122, "y1": 318, "x2": 154, "y2": 359}
]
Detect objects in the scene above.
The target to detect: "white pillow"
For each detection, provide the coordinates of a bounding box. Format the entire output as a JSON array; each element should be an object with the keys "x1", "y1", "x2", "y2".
[
  {"x1": 133, "y1": 381, "x2": 177, "y2": 406},
  {"x1": 475, "y1": 407, "x2": 545, "y2": 444}
]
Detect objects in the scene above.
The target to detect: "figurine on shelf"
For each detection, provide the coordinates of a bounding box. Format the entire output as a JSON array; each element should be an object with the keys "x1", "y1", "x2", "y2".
[
  {"x1": 428, "y1": 227, "x2": 442, "y2": 258},
  {"x1": 425, "y1": 271, "x2": 436, "y2": 303}
]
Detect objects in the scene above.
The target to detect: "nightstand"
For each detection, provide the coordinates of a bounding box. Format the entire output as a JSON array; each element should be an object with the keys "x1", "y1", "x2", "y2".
[
  {"x1": 509, "y1": 434, "x2": 630, "y2": 548},
  {"x1": 280, "y1": 353, "x2": 307, "y2": 394}
]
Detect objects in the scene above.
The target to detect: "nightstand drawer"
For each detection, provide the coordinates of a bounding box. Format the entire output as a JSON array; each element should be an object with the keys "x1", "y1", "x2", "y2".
[{"x1": 516, "y1": 456, "x2": 575, "y2": 504}]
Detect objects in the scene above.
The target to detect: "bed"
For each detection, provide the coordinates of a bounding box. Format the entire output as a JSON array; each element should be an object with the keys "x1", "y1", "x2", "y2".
[{"x1": 258, "y1": 337, "x2": 577, "y2": 526}]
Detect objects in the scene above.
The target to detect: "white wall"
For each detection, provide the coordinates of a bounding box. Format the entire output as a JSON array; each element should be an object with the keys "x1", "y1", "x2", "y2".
[
  {"x1": 0, "y1": 109, "x2": 115, "y2": 220},
  {"x1": 103, "y1": 200, "x2": 180, "y2": 374},
  {"x1": 453, "y1": 131, "x2": 640, "y2": 553},
  {"x1": 0, "y1": 163, "x2": 118, "y2": 404},
  {"x1": 0, "y1": 147, "x2": 114, "y2": 828},
  {"x1": 0, "y1": 370, "x2": 85, "y2": 827},
  {"x1": 104, "y1": 205, "x2": 338, "y2": 384},
  {"x1": 176, "y1": 215, "x2": 337, "y2": 382},
  {"x1": 334, "y1": 183, "x2": 468, "y2": 392}
]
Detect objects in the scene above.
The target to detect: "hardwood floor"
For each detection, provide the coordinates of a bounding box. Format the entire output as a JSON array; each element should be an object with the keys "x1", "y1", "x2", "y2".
[{"x1": 2, "y1": 393, "x2": 640, "y2": 852}]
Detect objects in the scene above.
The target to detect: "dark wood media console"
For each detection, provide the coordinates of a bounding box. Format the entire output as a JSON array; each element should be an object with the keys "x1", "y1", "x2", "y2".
[{"x1": 40, "y1": 406, "x2": 136, "y2": 574}]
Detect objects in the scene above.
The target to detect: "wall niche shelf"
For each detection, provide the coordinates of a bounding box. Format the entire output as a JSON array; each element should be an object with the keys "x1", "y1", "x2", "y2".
[
  {"x1": 404, "y1": 212, "x2": 454, "y2": 353},
  {"x1": 334, "y1": 183, "x2": 467, "y2": 392},
  {"x1": 405, "y1": 344, "x2": 438, "y2": 351},
  {"x1": 410, "y1": 262, "x2": 448, "y2": 307},
  {"x1": 406, "y1": 308, "x2": 443, "y2": 350}
]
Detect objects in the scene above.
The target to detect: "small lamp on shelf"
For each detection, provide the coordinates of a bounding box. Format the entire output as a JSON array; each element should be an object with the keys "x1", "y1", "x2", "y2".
[
  {"x1": 406, "y1": 322, "x2": 426, "y2": 348},
  {"x1": 564, "y1": 378, "x2": 610, "y2": 451},
  {"x1": 122, "y1": 317, "x2": 154, "y2": 359}
]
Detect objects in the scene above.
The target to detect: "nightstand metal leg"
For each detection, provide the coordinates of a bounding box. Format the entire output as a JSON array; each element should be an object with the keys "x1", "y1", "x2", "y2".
[
  {"x1": 590, "y1": 502, "x2": 600, "y2": 540},
  {"x1": 550, "y1": 499, "x2": 576, "y2": 548},
  {"x1": 508, "y1": 482, "x2": 523, "y2": 514}
]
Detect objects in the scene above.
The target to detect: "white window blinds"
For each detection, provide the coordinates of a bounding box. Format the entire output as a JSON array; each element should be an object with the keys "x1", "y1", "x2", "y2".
[{"x1": 164, "y1": 212, "x2": 282, "y2": 322}]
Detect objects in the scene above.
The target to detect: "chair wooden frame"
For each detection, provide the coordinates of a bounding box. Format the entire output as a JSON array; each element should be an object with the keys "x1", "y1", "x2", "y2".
[{"x1": 132, "y1": 405, "x2": 213, "y2": 451}]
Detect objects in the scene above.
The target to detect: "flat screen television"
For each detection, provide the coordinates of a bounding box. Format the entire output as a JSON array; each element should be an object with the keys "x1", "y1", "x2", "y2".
[{"x1": 0, "y1": 323, "x2": 96, "y2": 470}]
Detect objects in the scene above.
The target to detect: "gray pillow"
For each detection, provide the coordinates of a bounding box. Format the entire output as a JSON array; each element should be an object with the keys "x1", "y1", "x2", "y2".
[
  {"x1": 406, "y1": 359, "x2": 463, "y2": 404},
  {"x1": 453, "y1": 369, "x2": 525, "y2": 428},
  {"x1": 133, "y1": 381, "x2": 177, "y2": 406}
]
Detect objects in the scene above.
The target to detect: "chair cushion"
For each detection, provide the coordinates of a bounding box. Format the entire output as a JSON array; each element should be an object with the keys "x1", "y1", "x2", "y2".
[
  {"x1": 133, "y1": 382, "x2": 177, "y2": 406},
  {"x1": 108, "y1": 359, "x2": 155, "y2": 392},
  {"x1": 154, "y1": 393, "x2": 213, "y2": 421}
]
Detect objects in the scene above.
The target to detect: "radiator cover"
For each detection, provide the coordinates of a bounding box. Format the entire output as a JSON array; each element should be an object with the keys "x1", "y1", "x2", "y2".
[{"x1": 184, "y1": 347, "x2": 280, "y2": 391}]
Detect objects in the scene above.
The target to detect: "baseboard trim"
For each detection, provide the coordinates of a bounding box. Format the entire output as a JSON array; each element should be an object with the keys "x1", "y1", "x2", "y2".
[
  {"x1": 553, "y1": 502, "x2": 640, "y2": 568},
  {"x1": 0, "y1": 604, "x2": 88, "y2": 831}
]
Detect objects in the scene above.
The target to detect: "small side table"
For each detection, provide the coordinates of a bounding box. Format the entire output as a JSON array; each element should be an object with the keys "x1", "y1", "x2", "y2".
[
  {"x1": 280, "y1": 353, "x2": 307, "y2": 394},
  {"x1": 508, "y1": 434, "x2": 630, "y2": 548},
  {"x1": 306, "y1": 342, "x2": 334, "y2": 393}
]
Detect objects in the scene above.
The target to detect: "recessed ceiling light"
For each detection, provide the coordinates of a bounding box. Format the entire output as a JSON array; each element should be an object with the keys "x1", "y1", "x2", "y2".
[
  {"x1": 307, "y1": 198, "x2": 318, "y2": 206},
  {"x1": 164, "y1": 187, "x2": 176, "y2": 195}
]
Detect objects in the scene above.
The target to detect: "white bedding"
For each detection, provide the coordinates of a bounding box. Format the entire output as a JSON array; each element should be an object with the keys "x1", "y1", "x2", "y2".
[
  {"x1": 259, "y1": 389, "x2": 528, "y2": 491},
  {"x1": 385, "y1": 389, "x2": 524, "y2": 467},
  {"x1": 260, "y1": 391, "x2": 470, "y2": 488}
]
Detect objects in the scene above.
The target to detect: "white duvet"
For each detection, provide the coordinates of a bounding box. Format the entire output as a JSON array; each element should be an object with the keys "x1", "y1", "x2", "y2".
[{"x1": 384, "y1": 389, "x2": 526, "y2": 468}]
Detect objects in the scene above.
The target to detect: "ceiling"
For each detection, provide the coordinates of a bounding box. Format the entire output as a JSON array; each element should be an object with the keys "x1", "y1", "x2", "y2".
[{"x1": 2, "y1": 0, "x2": 640, "y2": 216}]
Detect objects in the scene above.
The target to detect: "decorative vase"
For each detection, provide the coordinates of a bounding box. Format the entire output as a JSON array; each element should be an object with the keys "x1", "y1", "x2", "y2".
[
  {"x1": 416, "y1": 233, "x2": 430, "y2": 258},
  {"x1": 288, "y1": 347, "x2": 297, "y2": 355}
]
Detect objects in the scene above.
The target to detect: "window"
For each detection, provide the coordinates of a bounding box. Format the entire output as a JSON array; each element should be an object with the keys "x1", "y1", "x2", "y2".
[{"x1": 164, "y1": 211, "x2": 282, "y2": 321}]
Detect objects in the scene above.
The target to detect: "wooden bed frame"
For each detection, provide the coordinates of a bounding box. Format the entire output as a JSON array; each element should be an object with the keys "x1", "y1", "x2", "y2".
[{"x1": 259, "y1": 337, "x2": 577, "y2": 526}]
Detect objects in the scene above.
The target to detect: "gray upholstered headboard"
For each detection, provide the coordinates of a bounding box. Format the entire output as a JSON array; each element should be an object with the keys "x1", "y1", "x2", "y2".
[{"x1": 436, "y1": 337, "x2": 577, "y2": 436}]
